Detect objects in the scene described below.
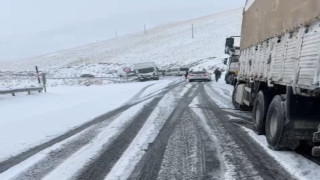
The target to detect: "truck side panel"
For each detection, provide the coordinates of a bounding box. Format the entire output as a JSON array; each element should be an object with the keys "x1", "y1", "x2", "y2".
[
  {"x1": 299, "y1": 24, "x2": 320, "y2": 86},
  {"x1": 239, "y1": 20, "x2": 320, "y2": 90},
  {"x1": 241, "y1": 0, "x2": 320, "y2": 50}
]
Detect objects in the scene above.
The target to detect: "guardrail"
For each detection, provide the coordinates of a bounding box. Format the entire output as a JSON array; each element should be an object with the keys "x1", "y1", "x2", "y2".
[
  {"x1": 47, "y1": 76, "x2": 139, "y2": 84},
  {"x1": 0, "y1": 87, "x2": 43, "y2": 96}
]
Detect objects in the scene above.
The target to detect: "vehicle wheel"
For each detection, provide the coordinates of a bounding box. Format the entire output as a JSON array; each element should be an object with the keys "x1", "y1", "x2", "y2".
[
  {"x1": 312, "y1": 146, "x2": 320, "y2": 157},
  {"x1": 232, "y1": 85, "x2": 249, "y2": 111},
  {"x1": 252, "y1": 91, "x2": 272, "y2": 135},
  {"x1": 265, "y1": 95, "x2": 288, "y2": 150},
  {"x1": 225, "y1": 75, "x2": 230, "y2": 84},
  {"x1": 230, "y1": 74, "x2": 236, "y2": 85}
]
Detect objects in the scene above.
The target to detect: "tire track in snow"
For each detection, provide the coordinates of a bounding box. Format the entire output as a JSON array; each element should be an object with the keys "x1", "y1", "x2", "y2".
[
  {"x1": 156, "y1": 109, "x2": 204, "y2": 180},
  {"x1": 74, "y1": 97, "x2": 163, "y2": 180},
  {"x1": 128, "y1": 83, "x2": 202, "y2": 180},
  {"x1": 0, "y1": 82, "x2": 180, "y2": 174},
  {"x1": 75, "y1": 82, "x2": 187, "y2": 180},
  {"x1": 189, "y1": 99, "x2": 227, "y2": 180},
  {"x1": 198, "y1": 85, "x2": 294, "y2": 179},
  {"x1": 4, "y1": 99, "x2": 154, "y2": 180}
]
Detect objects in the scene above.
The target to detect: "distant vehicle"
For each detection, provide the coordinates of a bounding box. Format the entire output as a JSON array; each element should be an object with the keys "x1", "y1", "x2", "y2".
[
  {"x1": 165, "y1": 67, "x2": 189, "y2": 76},
  {"x1": 188, "y1": 71, "x2": 211, "y2": 82},
  {"x1": 224, "y1": 36, "x2": 240, "y2": 85},
  {"x1": 133, "y1": 62, "x2": 159, "y2": 81},
  {"x1": 117, "y1": 69, "x2": 127, "y2": 77},
  {"x1": 158, "y1": 69, "x2": 166, "y2": 76},
  {"x1": 80, "y1": 74, "x2": 95, "y2": 78},
  {"x1": 127, "y1": 71, "x2": 136, "y2": 77}
]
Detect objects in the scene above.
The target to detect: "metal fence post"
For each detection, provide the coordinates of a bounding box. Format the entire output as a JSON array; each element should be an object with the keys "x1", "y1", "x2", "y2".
[{"x1": 35, "y1": 66, "x2": 41, "y2": 84}]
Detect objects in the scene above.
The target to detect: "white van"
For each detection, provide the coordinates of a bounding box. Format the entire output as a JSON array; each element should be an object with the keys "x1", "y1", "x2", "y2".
[
  {"x1": 166, "y1": 67, "x2": 189, "y2": 76},
  {"x1": 133, "y1": 62, "x2": 159, "y2": 81}
]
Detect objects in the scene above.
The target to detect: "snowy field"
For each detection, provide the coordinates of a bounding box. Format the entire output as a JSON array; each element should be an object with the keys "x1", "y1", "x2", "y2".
[{"x1": 0, "y1": 79, "x2": 176, "y2": 161}]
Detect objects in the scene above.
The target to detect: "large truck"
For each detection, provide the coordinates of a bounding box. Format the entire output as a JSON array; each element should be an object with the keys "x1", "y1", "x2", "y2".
[
  {"x1": 224, "y1": 36, "x2": 241, "y2": 85},
  {"x1": 133, "y1": 62, "x2": 159, "y2": 81},
  {"x1": 232, "y1": 0, "x2": 320, "y2": 156}
]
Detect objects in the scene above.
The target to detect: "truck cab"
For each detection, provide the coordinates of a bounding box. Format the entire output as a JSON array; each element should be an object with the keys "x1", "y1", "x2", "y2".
[{"x1": 224, "y1": 37, "x2": 240, "y2": 85}]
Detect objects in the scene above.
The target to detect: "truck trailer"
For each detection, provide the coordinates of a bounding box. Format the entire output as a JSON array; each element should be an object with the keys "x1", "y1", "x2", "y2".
[{"x1": 232, "y1": 0, "x2": 320, "y2": 155}]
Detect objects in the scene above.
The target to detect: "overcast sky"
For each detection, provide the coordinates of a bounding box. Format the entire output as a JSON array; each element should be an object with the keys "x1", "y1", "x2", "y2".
[{"x1": 0, "y1": 0, "x2": 245, "y2": 61}]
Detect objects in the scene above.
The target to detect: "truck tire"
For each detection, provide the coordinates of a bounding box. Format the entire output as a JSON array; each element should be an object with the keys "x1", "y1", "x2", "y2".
[
  {"x1": 230, "y1": 74, "x2": 235, "y2": 85},
  {"x1": 312, "y1": 146, "x2": 320, "y2": 156},
  {"x1": 232, "y1": 86, "x2": 240, "y2": 109},
  {"x1": 265, "y1": 95, "x2": 288, "y2": 150},
  {"x1": 252, "y1": 91, "x2": 272, "y2": 135},
  {"x1": 225, "y1": 74, "x2": 230, "y2": 84}
]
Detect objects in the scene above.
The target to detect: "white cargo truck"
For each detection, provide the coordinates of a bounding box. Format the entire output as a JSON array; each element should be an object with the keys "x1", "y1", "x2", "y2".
[
  {"x1": 224, "y1": 36, "x2": 241, "y2": 85},
  {"x1": 232, "y1": 0, "x2": 320, "y2": 155},
  {"x1": 133, "y1": 62, "x2": 159, "y2": 81}
]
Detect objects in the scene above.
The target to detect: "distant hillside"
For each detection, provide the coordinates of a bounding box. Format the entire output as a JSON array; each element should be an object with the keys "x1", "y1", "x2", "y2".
[{"x1": 1, "y1": 8, "x2": 242, "y2": 72}]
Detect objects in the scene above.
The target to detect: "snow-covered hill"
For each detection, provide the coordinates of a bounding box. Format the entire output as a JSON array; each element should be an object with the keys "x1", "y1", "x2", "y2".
[
  {"x1": 0, "y1": 9, "x2": 242, "y2": 88},
  {"x1": 1, "y1": 9, "x2": 241, "y2": 70}
]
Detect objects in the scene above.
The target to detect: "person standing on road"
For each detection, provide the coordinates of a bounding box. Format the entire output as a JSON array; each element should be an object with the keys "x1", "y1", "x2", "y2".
[
  {"x1": 185, "y1": 70, "x2": 189, "y2": 80},
  {"x1": 214, "y1": 68, "x2": 222, "y2": 82}
]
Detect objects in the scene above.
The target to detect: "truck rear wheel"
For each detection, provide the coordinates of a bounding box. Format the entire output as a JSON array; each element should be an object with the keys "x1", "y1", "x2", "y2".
[
  {"x1": 312, "y1": 146, "x2": 320, "y2": 156},
  {"x1": 230, "y1": 74, "x2": 235, "y2": 86},
  {"x1": 265, "y1": 95, "x2": 288, "y2": 150},
  {"x1": 252, "y1": 91, "x2": 272, "y2": 135}
]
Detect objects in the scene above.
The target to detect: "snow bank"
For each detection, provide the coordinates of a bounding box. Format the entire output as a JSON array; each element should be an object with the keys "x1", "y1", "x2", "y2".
[{"x1": 242, "y1": 127, "x2": 320, "y2": 180}]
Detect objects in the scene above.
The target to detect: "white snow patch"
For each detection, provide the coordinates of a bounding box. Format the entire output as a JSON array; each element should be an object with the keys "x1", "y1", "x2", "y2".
[
  {"x1": 241, "y1": 126, "x2": 320, "y2": 180},
  {"x1": 0, "y1": 81, "x2": 168, "y2": 161},
  {"x1": 43, "y1": 99, "x2": 152, "y2": 180},
  {"x1": 204, "y1": 85, "x2": 232, "y2": 109},
  {"x1": 138, "y1": 80, "x2": 175, "y2": 99},
  {"x1": 0, "y1": 125, "x2": 93, "y2": 179},
  {"x1": 226, "y1": 115, "x2": 242, "y2": 121}
]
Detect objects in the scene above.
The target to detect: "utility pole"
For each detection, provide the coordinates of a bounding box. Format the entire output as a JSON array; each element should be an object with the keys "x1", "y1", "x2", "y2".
[
  {"x1": 192, "y1": 24, "x2": 194, "y2": 39},
  {"x1": 144, "y1": 24, "x2": 147, "y2": 35}
]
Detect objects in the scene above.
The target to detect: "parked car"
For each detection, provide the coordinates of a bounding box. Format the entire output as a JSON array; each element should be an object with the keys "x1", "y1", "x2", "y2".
[{"x1": 188, "y1": 71, "x2": 212, "y2": 82}]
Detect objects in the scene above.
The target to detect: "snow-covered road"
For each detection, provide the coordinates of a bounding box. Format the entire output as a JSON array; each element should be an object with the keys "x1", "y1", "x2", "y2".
[{"x1": 0, "y1": 78, "x2": 320, "y2": 180}]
